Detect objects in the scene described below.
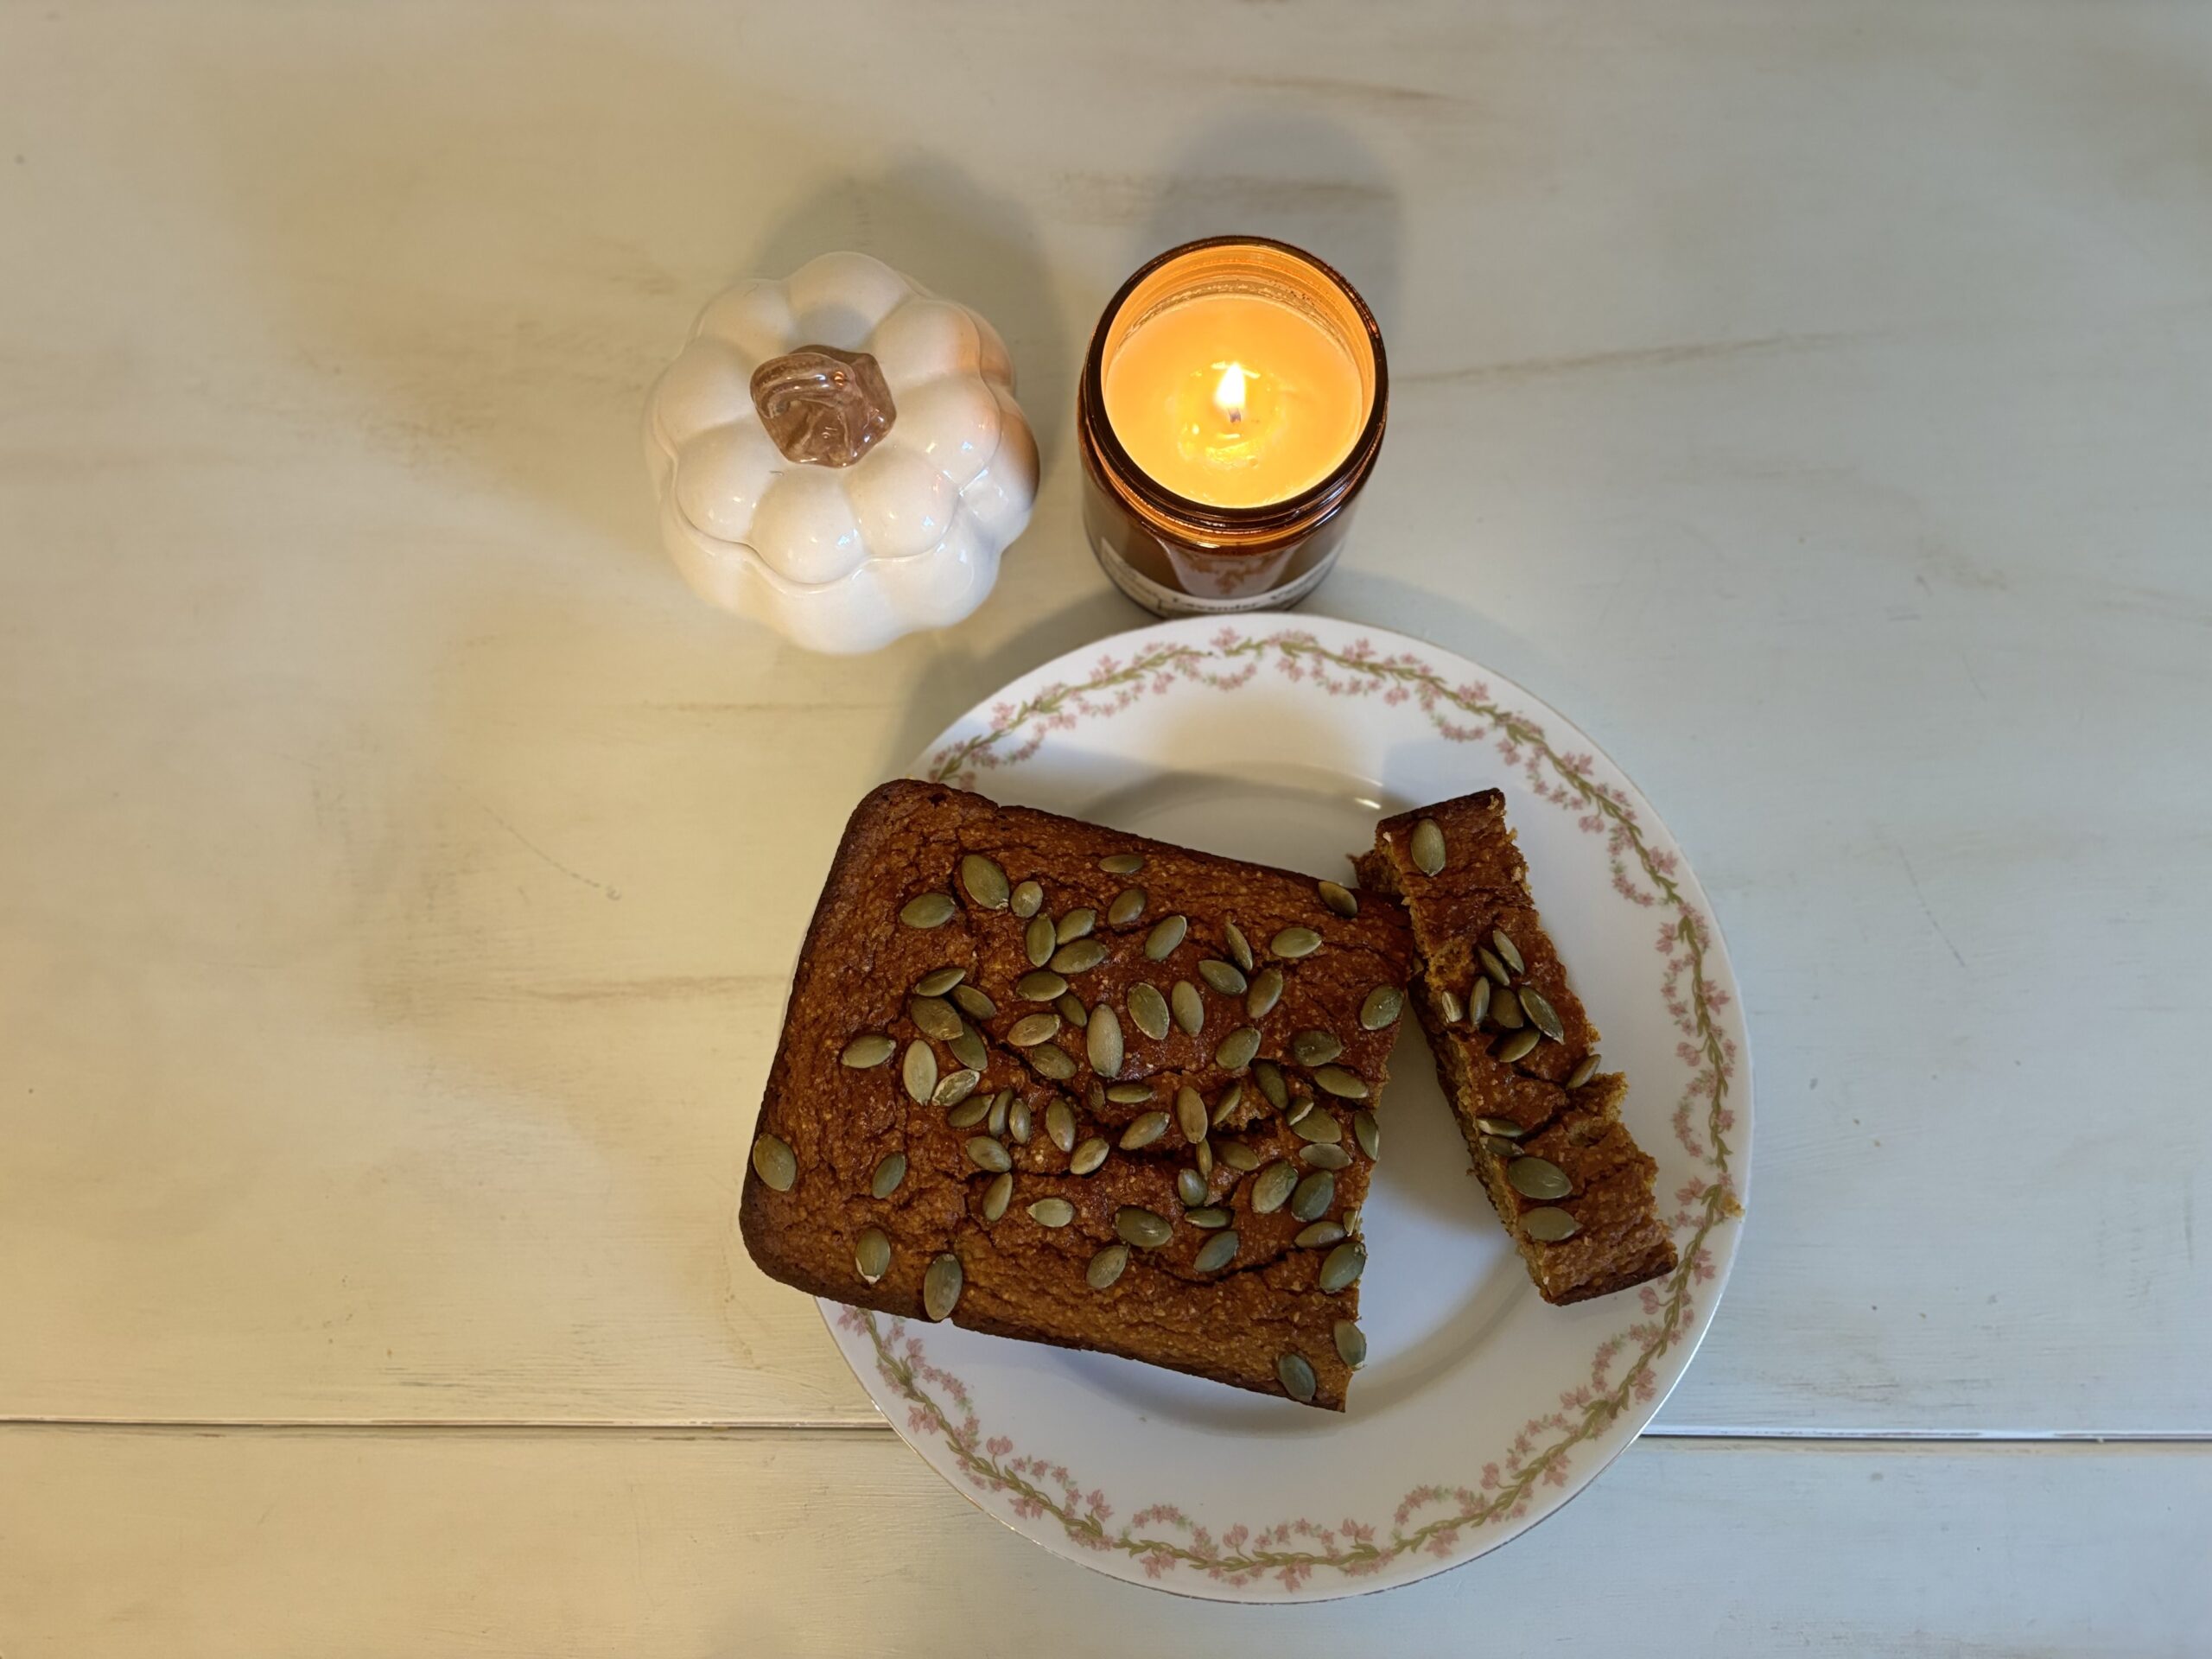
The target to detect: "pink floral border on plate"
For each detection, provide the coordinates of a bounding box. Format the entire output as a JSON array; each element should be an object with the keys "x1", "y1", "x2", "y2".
[{"x1": 842, "y1": 625, "x2": 1745, "y2": 1592}]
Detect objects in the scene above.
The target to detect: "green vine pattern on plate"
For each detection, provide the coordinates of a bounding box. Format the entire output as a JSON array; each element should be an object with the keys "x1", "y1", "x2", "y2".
[{"x1": 849, "y1": 626, "x2": 1744, "y2": 1591}]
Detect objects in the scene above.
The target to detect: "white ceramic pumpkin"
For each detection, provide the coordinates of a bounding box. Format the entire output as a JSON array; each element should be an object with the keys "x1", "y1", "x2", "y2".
[{"x1": 643, "y1": 251, "x2": 1039, "y2": 653}]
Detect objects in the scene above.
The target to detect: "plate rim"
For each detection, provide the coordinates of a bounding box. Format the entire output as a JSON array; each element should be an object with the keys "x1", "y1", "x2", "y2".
[{"x1": 816, "y1": 611, "x2": 1752, "y2": 1600}]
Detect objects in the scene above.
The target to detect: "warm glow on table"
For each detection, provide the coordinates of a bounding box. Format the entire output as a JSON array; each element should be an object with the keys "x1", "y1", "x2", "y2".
[{"x1": 1103, "y1": 291, "x2": 1365, "y2": 509}]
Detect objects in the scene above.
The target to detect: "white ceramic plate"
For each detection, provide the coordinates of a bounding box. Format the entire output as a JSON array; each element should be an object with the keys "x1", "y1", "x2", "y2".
[{"x1": 822, "y1": 614, "x2": 1751, "y2": 1600}]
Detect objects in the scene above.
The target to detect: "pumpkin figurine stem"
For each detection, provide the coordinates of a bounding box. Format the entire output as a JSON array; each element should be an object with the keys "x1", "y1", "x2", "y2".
[{"x1": 750, "y1": 346, "x2": 896, "y2": 467}]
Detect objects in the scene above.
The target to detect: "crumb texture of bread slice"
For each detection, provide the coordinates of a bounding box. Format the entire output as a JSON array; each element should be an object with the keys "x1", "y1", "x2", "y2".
[
  {"x1": 1356, "y1": 789, "x2": 1677, "y2": 1304},
  {"x1": 741, "y1": 779, "x2": 1416, "y2": 1409}
]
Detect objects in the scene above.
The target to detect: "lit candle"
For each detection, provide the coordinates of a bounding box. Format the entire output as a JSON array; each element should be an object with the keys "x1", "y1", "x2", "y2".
[
  {"x1": 1103, "y1": 296, "x2": 1367, "y2": 510},
  {"x1": 1079, "y1": 238, "x2": 1387, "y2": 616}
]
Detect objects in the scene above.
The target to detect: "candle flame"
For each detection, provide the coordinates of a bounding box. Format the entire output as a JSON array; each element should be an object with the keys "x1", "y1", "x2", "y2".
[{"x1": 1212, "y1": 361, "x2": 1248, "y2": 423}]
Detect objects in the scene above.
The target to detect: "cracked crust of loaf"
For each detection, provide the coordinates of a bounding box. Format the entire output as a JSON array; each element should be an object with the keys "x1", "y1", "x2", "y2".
[
  {"x1": 1355, "y1": 789, "x2": 1677, "y2": 1305},
  {"x1": 740, "y1": 779, "x2": 1415, "y2": 1409}
]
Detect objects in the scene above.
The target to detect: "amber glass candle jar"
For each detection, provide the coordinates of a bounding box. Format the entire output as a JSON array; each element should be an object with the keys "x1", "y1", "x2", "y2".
[{"x1": 1077, "y1": 237, "x2": 1388, "y2": 616}]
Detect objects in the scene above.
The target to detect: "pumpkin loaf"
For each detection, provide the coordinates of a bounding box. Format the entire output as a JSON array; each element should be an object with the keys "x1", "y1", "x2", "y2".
[
  {"x1": 1356, "y1": 791, "x2": 1676, "y2": 1304},
  {"x1": 740, "y1": 779, "x2": 1416, "y2": 1409}
]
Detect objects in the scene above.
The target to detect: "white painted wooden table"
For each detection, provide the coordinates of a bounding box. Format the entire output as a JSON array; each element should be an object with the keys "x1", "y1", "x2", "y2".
[{"x1": 3, "y1": 2, "x2": 2208, "y2": 1650}]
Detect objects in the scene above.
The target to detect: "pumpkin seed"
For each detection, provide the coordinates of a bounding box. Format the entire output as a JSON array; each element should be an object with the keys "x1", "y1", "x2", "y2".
[
  {"x1": 1108, "y1": 887, "x2": 1147, "y2": 926},
  {"x1": 1196, "y1": 1139, "x2": 1214, "y2": 1178},
  {"x1": 1214, "y1": 1027, "x2": 1261, "y2": 1071},
  {"x1": 1198, "y1": 958, "x2": 1248, "y2": 996},
  {"x1": 914, "y1": 966, "x2": 965, "y2": 997},
  {"x1": 1087, "y1": 1004, "x2": 1124, "y2": 1076},
  {"x1": 1523, "y1": 1205, "x2": 1581, "y2": 1243},
  {"x1": 1358, "y1": 987, "x2": 1402, "y2": 1031},
  {"x1": 1271, "y1": 925, "x2": 1323, "y2": 959},
  {"x1": 1520, "y1": 987, "x2": 1566, "y2": 1044},
  {"x1": 1071, "y1": 1136, "x2": 1109, "y2": 1175},
  {"x1": 1056, "y1": 907, "x2": 1096, "y2": 944},
  {"x1": 1344, "y1": 1205, "x2": 1363, "y2": 1235},
  {"x1": 1567, "y1": 1053, "x2": 1602, "y2": 1090},
  {"x1": 952, "y1": 984, "x2": 998, "y2": 1020},
  {"x1": 967, "y1": 1136, "x2": 1012, "y2": 1173},
  {"x1": 1497, "y1": 1028, "x2": 1541, "y2": 1064},
  {"x1": 1105, "y1": 1083, "x2": 1154, "y2": 1103},
  {"x1": 1008, "y1": 1012, "x2": 1060, "y2": 1047},
  {"x1": 1293, "y1": 1109, "x2": 1343, "y2": 1146},
  {"x1": 1479, "y1": 947, "x2": 1511, "y2": 988},
  {"x1": 870, "y1": 1152, "x2": 907, "y2": 1198},
  {"x1": 958, "y1": 855, "x2": 1009, "y2": 911},
  {"x1": 900, "y1": 892, "x2": 957, "y2": 929},
  {"x1": 1027, "y1": 1197, "x2": 1076, "y2": 1229},
  {"x1": 1251, "y1": 1160, "x2": 1299, "y2": 1214},
  {"x1": 1119, "y1": 1111, "x2": 1169, "y2": 1150},
  {"x1": 1285, "y1": 1093, "x2": 1314, "y2": 1127},
  {"x1": 1476, "y1": 1116, "x2": 1525, "y2": 1138},
  {"x1": 1176, "y1": 1167, "x2": 1208, "y2": 1207},
  {"x1": 1300, "y1": 1143, "x2": 1352, "y2": 1170},
  {"x1": 946, "y1": 1095, "x2": 991, "y2": 1128},
  {"x1": 1173, "y1": 1086, "x2": 1207, "y2": 1144},
  {"x1": 1296, "y1": 1220, "x2": 1346, "y2": 1249},
  {"x1": 841, "y1": 1033, "x2": 895, "y2": 1069},
  {"x1": 1468, "y1": 977, "x2": 1491, "y2": 1026},
  {"x1": 949, "y1": 1027, "x2": 988, "y2": 1073},
  {"x1": 1254, "y1": 1060, "x2": 1288, "y2": 1112},
  {"x1": 1046, "y1": 1098, "x2": 1077, "y2": 1154},
  {"x1": 1128, "y1": 982, "x2": 1170, "y2": 1041},
  {"x1": 1224, "y1": 920, "x2": 1254, "y2": 973},
  {"x1": 1485, "y1": 927, "x2": 1522, "y2": 973},
  {"x1": 1024, "y1": 913, "x2": 1056, "y2": 966},
  {"x1": 1480, "y1": 1135, "x2": 1522, "y2": 1157},
  {"x1": 1055, "y1": 991, "x2": 1089, "y2": 1029},
  {"x1": 986, "y1": 1090, "x2": 1011, "y2": 1136},
  {"x1": 855, "y1": 1227, "x2": 891, "y2": 1284},
  {"x1": 1218, "y1": 1141, "x2": 1262, "y2": 1173},
  {"x1": 1144, "y1": 915, "x2": 1188, "y2": 960},
  {"x1": 1116, "y1": 1206, "x2": 1173, "y2": 1249},
  {"x1": 1276, "y1": 1353, "x2": 1318, "y2": 1402},
  {"x1": 1293, "y1": 1029, "x2": 1343, "y2": 1067},
  {"x1": 1507, "y1": 1155, "x2": 1573, "y2": 1200},
  {"x1": 1352, "y1": 1110, "x2": 1380, "y2": 1161},
  {"x1": 1439, "y1": 988, "x2": 1465, "y2": 1024},
  {"x1": 1192, "y1": 1230, "x2": 1240, "y2": 1272},
  {"x1": 922, "y1": 1252, "x2": 963, "y2": 1319},
  {"x1": 1409, "y1": 817, "x2": 1446, "y2": 876},
  {"x1": 750, "y1": 1133, "x2": 797, "y2": 1192},
  {"x1": 1171, "y1": 980, "x2": 1205, "y2": 1035},
  {"x1": 901, "y1": 1041, "x2": 937, "y2": 1105},
  {"x1": 1318, "y1": 1240, "x2": 1366, "y2": 1293},
  {"x1": 1185, "y1": 1206, "x2": 1233, "y2": 1230},
  {"x1": 982, "y1": 1171, "x2": 1013, "y2": 1222},
  {"x1": 1099, "y1": 851, "x2": 1146, "y2": 875},
  {"x1": 1313, "y1": 1065, "x2": 1369, "y2": 1100},
  {"x1": 932, "y1": 1069, "x2": 980, "y2": 1108},
  {"x1": 1028, "y1": 1046, "x2": 1077, "y2": 1081},
  {"x1": 1490, "y1": 986, "x2": 1524, "y2": 1030},
  {"x1": 1010, "y1": 879, "x2": 1044, "y2": 918},
  {"x1": 1290, "y1": 1169, "x2": 1336, "y2": 1222},
  {"x1": 1210, "y1": 1080, "x2": 1245, "y2": 1127},
  {"x1": 1087, "y1": 1243, "x2": 1128, "y2": 1288},
  {"x1": 1334, "y1": 1321, "x2": 1367, "y2": 1369},
  {"x1": 909, "y1": 996, "x2": 963, "y2": 1041},
  {"x1": 1016, "y1": 969, "x2": 1067, "y2": 1001},
  {"x1": 1245, "y1": 969, "x2": 1284, "y2": 1019},
  {"x1": 1008, "y1": 1099, "x2": 1033, "y2": 1144},
  {"x1": 1318, "y1": 880, "x2": 1359, "y2": 918},
  {"x1": 1051, "y1": 939, "x2": 1109, "y2": 975}
]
